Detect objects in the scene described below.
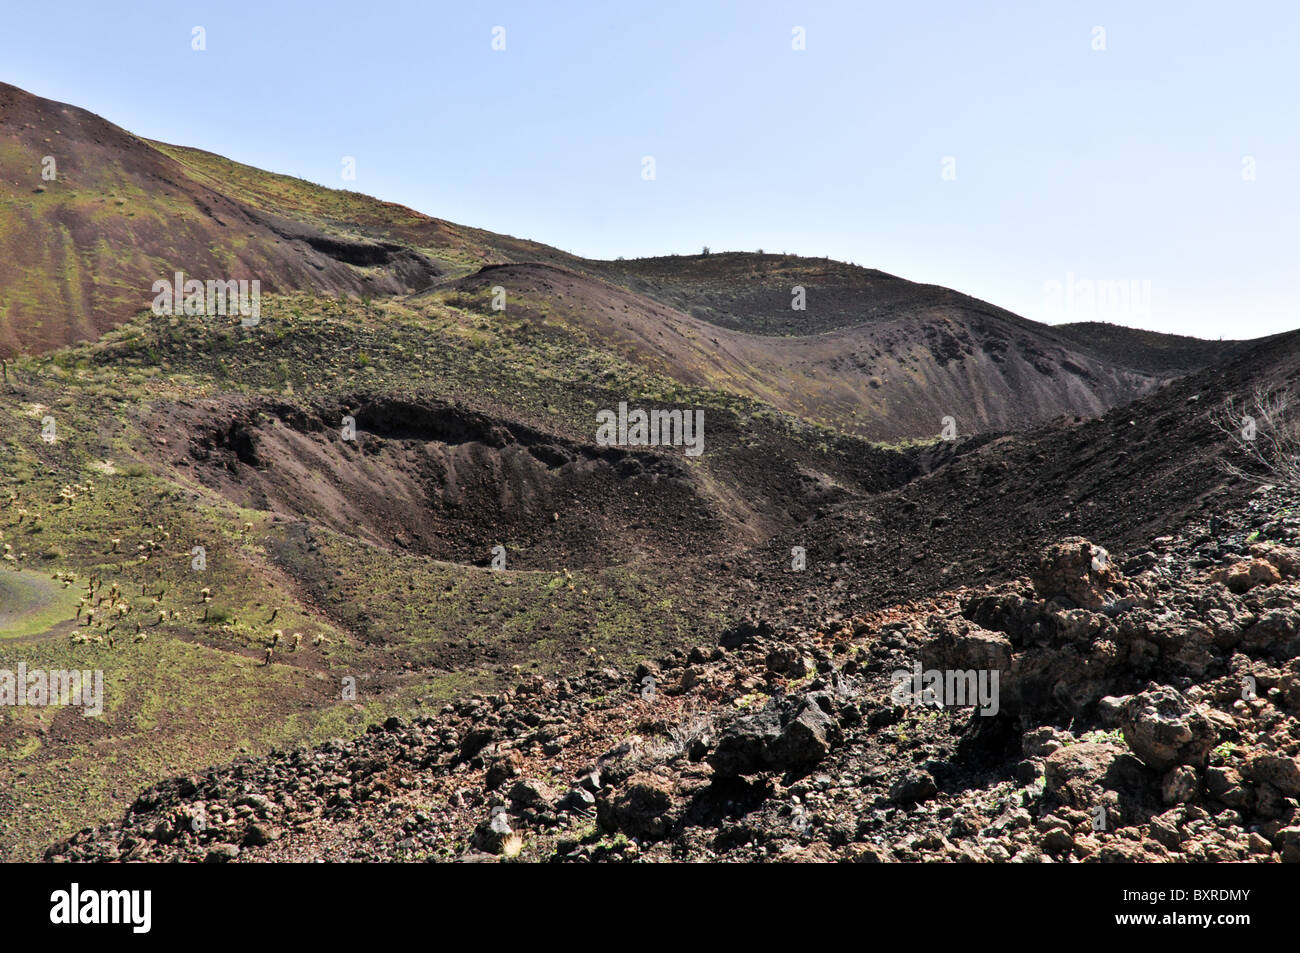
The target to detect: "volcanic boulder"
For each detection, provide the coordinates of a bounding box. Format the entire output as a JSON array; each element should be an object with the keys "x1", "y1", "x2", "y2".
[
  {"x1": 709, "y1": 693, "x2": 843, "y2": 778},
  {"x1": 1031, "y1": 537, "x2": 1123, "y2": 610},
  {"x1": 1119, "y1": 686, "x2": 1219, "y2": 770}
]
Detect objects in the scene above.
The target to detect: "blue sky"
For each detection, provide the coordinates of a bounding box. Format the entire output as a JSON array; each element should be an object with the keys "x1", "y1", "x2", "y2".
[{"x1": 2, "y1": 0, "x2": 1297, "y2": 339}]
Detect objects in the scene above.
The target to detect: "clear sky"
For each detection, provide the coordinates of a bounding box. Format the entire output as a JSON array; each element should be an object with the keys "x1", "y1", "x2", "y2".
[{"x1": 2, "y1": 0, "x2": 1296, "y2": 339}]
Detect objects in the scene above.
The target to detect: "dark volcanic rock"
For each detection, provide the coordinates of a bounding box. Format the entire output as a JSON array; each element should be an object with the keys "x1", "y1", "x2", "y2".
[
  {"x1": 709, "y1": 693, "x2": 842, "y2": 778},
  {"x1": 1120, "y1": 686, "x2": 1219, "y2": 770}
]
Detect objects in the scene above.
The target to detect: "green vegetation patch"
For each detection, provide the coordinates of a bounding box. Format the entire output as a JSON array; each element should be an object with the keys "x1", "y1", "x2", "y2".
[{"x1": 0, "y1": 569, "x2": 81, "y2": 639}]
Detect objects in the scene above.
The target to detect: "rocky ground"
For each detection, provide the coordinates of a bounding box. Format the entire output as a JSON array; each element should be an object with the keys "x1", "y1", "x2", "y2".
[{"x1": 43, "y1": 488, "x2": 1300, "y2": 863}]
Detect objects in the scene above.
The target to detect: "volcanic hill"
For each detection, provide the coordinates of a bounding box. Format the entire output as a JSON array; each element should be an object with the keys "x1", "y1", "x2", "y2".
[{"x1": 0, "y1": 81, "x2": 1286, "y2": 863}]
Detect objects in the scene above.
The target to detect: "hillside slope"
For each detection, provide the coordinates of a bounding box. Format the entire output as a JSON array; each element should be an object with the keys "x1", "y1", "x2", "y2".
[
  {"x1": 594, "y1": 252, "x2": 1254, "y2": 366},
  {"x1": 435, "y1": 262, "x2": 1219, "y2": 441},
  {"x1": 1, "y1": 82, "x2": 1246, "y2": 444},
  {"x1": 0, "y1": 82, "x2": 445, "y2": 356},
  {"x1": 0, "y1": 271, "x2": 1291, "y2": 860}
]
